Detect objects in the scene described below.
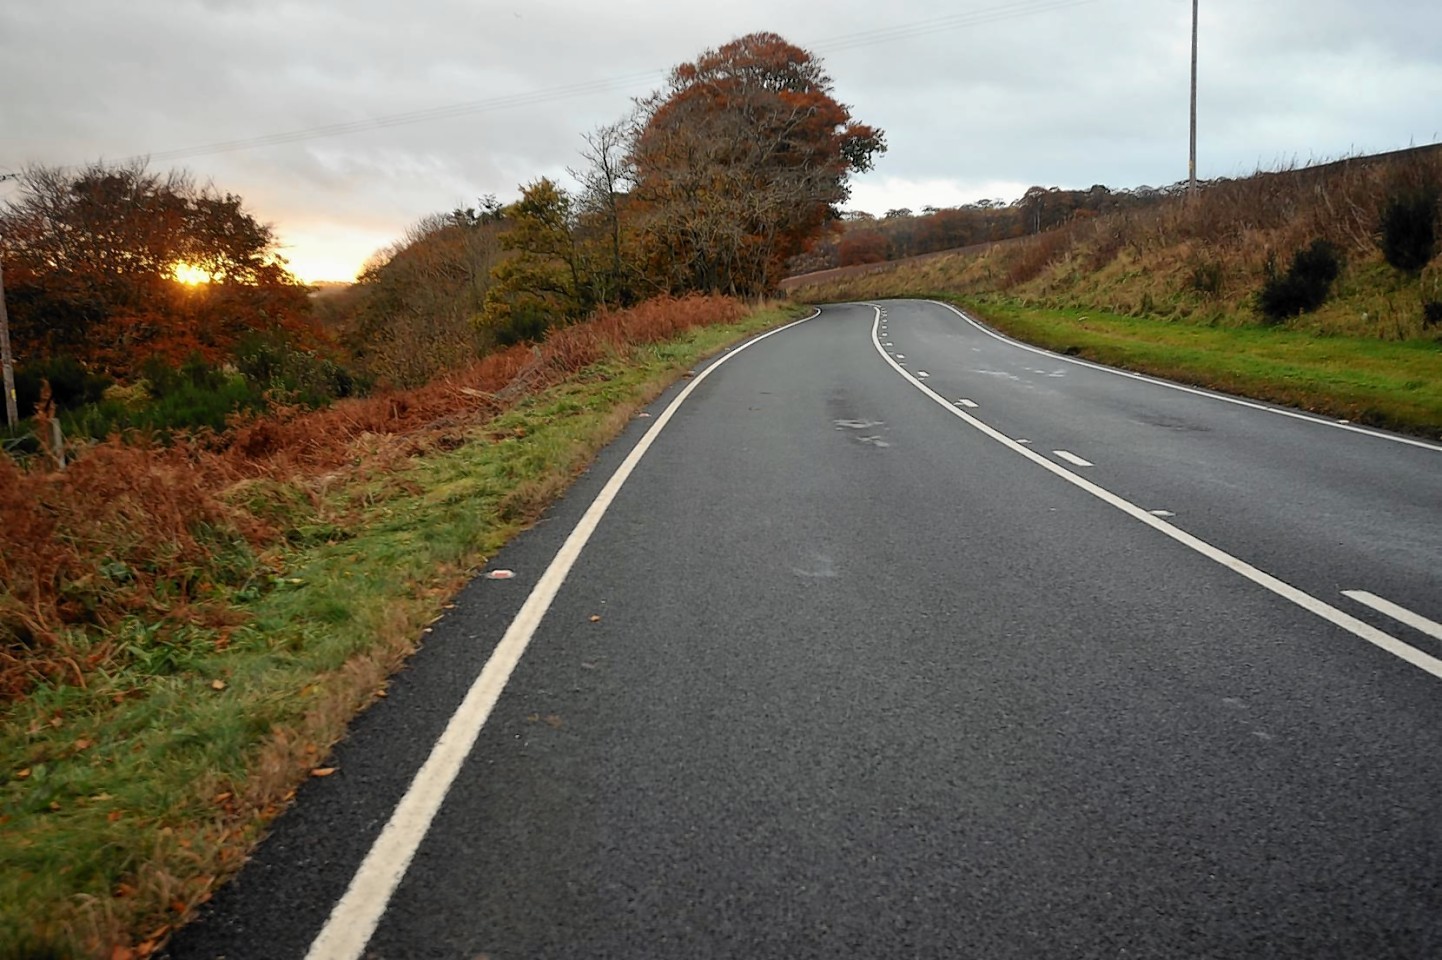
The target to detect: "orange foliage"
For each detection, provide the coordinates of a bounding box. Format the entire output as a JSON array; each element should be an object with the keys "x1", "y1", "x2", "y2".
[
  {"x1": 0, "y1": 295, "x2": 745, "y2": 699},
  {"x1": 0, "y1": 162, "x2": 319, "y2": 378},
  {"x1": 630, "y1": 32, "x2": 885, "y2": 295}
]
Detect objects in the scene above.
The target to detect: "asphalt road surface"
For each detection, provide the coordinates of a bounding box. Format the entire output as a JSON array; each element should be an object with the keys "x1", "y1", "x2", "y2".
[{"x1": 165, "y1": 300, "x2": 1442, "y2": 960}]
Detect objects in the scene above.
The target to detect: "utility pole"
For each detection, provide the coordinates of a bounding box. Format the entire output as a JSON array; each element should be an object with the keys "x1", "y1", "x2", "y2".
[
  {"x1": 0, "y1": 173, "x2": 17, "y2": 426},
  {"x1": 1189, "y1": 0, "x2": 1199, "y2": 199},
  {"x1": 0, "y1": 249, "x2": 16, "y2": 427}
]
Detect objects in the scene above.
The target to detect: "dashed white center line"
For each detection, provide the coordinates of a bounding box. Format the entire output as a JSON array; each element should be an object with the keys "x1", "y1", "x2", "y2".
[
  {"x1": 1343, "y1": 591, "x2": 1442, "y2": 642},
  {"x1": 917, "y1": 371, "x2": 930, "y2": 378},
  {"x1": 865, "y1": 303, "x2": 1442, "y2": 684},
  {"x1": 955, "y1": 398, "x2": 978, "y2": 408},
  {"x1": 895, "y1": 354, "x2": 905, "y2": 359},
  {"x1": 1053, "y1": 450, "x2": 1094, "y2": 467},
  {"x1": 1149, "y1": 509, "x2": 1176, "y2": 518}
]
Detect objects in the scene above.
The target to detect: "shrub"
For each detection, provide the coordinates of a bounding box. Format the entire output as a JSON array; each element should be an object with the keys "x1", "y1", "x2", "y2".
[
  {"x1": 233, "y1": 335, "x2": 367, "y2": 406},
  {"x1": 13, "y1": 356, "x2": 112, "y2": 414},
  {"x1": 1379, "y1": 186, "x2": 1439, "y2": 273},
  {"x1": 1190, "y1": 259, "x2": 1224, "y2": 297},
  {"x1": 1256, "y1": 240, "x2": 1342, "y2": 323}
]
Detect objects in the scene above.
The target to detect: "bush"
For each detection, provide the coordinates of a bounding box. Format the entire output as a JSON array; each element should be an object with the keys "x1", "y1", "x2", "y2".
[
  {"x1": 233, "y1": 335, "x2": 367, "y2": 406},
  {"x1": 1379, "y1": 186, "x2": 1438, "y2": 273},
  {"x1": 1256, "y1": 240, "x2": 1342, "y2": 323},
  {"x1": 13, "y1": 356, "x2": 112, "y2": 414},
  {"x1": 1190, "y1": 259, "x2": 1224, "y2": 297}
]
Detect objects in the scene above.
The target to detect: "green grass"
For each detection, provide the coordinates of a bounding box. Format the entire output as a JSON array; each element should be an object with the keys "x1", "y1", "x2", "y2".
[
  {"x1": 950, "y1": 296, "x2": 1442, "y2": 436},
  {"x1": 792, "y1": 267, "x2": 1442, "y2": 436},
  {"x1": 0, "y1": 304, "x2": 799, "y2": 958}
]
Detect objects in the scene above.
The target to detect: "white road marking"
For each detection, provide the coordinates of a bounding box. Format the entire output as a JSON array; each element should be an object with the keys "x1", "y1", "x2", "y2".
[
  {"x1": 864, "y1": 304, "x2": 1442, "y2": 684},
  {"x1": 1053, "y1": 450, "x2": 1094, "y2": 467},
  {"x1": 1017, "y1": 439, "x2": 1032, "y2": 445},
  {"x1": 895, "y1": 354, "x2": 906, "y2": 359},
  {"x1": 1149, "y1": 509, "x2": 1176, "y2": 517},
  {"x1": 1343, "y1": 591, "x2": 1442, "y2": 642},
  {"x1": 926, "y1": 300, "x2": 1442, "y2": 453},
  {"x1": 918, "y1": 371, "x2": 930, "y2": 378},
  {"x1": 304, "y1": 309, "x2": 823, "y2": 960},
  {"x1": 956, "y1": 398, "x2": 978, "y2": 408}
]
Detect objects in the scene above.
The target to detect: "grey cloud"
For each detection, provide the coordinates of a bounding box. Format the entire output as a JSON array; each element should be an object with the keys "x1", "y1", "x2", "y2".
[{"x1": 4, "y1": 0, "x2": 1438, "y2": 277}]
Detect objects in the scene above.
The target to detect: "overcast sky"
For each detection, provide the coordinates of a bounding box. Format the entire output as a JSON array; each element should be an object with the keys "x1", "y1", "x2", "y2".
[{"x1": 3, "y1": 0, "x2": 1439, "y2": 281}]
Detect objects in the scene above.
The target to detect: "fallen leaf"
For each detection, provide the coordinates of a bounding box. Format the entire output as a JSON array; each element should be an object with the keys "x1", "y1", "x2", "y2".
[
  {"x1": 74, "y1": 738, "x2": 94, "y2": 752},
  {"x1": 108, "y1": 810, "x2": 123, "y2": 823},
  {"x1": 310, "y1": 767, "x2": 337, "y2": 778},
  {"x1": 114, "y1": 882, "x2": 137, "y2": 898},
  {"x1": 48, "y1": 801, "x2": 61, "y2": 811},
  {"x1": 213, "y1": 792, "x2": 232, "y2": 804},
  {"x1": 589, "y1": 614, "x2": 602, "y2": 623},
  {"x1": 544, "y1": 714, "x2": 563, "y2": 729},
  {"x1": 15, "y1": 768, "x2": 29, "y2": 780},
  {"x1": 210, "y1": 679, "x2": 226, "y2": 691}
]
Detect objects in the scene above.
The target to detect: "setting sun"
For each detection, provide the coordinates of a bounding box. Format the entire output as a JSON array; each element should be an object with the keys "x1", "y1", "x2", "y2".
[{"x1": 172, "y1": 263, "x2": 212, "y2": 285}]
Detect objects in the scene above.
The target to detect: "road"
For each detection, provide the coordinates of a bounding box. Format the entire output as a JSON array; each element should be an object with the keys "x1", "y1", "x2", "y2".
[{"x1": 165, "y1": 300, "x2": 1442, "y2": 959}]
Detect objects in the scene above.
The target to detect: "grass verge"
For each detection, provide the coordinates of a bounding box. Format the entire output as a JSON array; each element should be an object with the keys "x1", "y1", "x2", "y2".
[
  {"x1": 797, "y1": 283, "x2": 1442, "y2": 438},
  {"x1": 0, "y1": 303, "x2": 800, "y2": 958},
  {"x1": 950, "y1": 296, "x2": 1442, "y2": 436}
]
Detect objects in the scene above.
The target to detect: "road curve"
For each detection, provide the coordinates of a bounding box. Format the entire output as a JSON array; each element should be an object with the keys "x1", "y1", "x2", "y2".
[{"x1": 166, "y1": 300, "x2": 1442, "y2": 960}]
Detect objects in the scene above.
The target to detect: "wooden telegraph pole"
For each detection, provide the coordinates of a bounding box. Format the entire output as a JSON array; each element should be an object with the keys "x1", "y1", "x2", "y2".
[
  {"x1": 1189, "y1": 0, "x2": 1199, "y2": 198},
  {"x1": 0, "y1": 248, "x2": 16, "y2": 428},
  {"x1": 0, "y1": 171, "x2": 16, "y2": 427}
]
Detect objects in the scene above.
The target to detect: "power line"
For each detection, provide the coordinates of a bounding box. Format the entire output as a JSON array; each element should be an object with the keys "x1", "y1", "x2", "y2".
[{"x1": 110, "y1": 0, "x2": 1100, "y2": 167}]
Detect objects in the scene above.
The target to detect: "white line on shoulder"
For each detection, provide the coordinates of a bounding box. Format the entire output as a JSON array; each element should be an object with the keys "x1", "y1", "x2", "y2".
[
  {"x1": 922, "y1": 300, "x2": 1442, "y2": 453},
  {"x1": 304, "y1": 308, "x2": 823, "y2": 960},
  {"x1": 1343, "y1": 591, "x2": 1442, "y2": 642},
  {"x1": 864, "y1": 304, "x2": 1442, "y2": 684}
]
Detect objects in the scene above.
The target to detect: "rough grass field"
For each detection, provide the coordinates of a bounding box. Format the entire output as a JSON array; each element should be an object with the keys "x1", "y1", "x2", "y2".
[
  {"x1": 786, "y1": 149, "x2": 1442, "y2": 437},
  {"x1": 0, "y1": 299, "x2": 801, "y2": 958},
  {"x1": 957, "y1": 296, "x2": 1442, "y2": 433}
]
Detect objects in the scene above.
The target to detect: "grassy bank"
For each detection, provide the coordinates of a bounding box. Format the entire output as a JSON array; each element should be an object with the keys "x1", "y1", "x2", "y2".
[
  {"x1": 956, "y1": 296, "x2": 1442, "y2": 434},
  {"x1": 0, "y1": 302, "x2": 800, "y2": 958}
]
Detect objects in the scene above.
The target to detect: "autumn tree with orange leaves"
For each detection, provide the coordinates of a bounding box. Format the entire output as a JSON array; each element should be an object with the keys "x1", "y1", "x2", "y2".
[
  {"x1": 627, "y1": 32, "x2": 885, "y2": 296},
  {"x1": 0, "y1": 162, "x2": 315, "y2": 378}
]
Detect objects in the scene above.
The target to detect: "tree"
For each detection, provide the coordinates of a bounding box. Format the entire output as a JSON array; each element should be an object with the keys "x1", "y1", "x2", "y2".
[
  {"x1": 838, "y1": 231, "x2": 888, "y2": 266},
  {"x1": 480, "y1": 178, "x2": 595, "y2": 344},
  {"x1": 628, "y1": 32, "x2": 885, "y2": 296},
  {"x1": 344, "y1": 212, "x2": 502, "y2": 385},
  {"x1": 0, "y1": 161, "x2": 312, "y2": 375},
  {"x1": 569, "y1": 120, "x2": 641, "y2": 306}
]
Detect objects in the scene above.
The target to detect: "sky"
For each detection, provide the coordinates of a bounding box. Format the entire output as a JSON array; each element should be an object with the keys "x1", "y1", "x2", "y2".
[{"x1": 3, "y1": 0, "x2": 1439, "y2": 283}]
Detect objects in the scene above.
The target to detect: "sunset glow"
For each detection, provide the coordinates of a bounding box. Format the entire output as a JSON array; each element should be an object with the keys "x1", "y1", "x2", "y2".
[{"x1": 172, "y1": 263, "x2": 213, "y2": 285}]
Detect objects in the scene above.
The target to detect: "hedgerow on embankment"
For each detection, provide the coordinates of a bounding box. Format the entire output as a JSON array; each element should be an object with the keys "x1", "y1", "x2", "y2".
[
  {"x1": 0, "y1": 295, "x2": 800, "y2": 959},
  {"x1": 785, "y1": 147, "x2": 1442, "y2": 437}
]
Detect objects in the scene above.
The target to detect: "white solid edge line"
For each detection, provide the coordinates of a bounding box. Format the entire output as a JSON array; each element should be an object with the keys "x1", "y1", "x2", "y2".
[
  {"x1": 1053, "y1": 450, "x2": 1094, "y2": 467},
  {"x1": 304, "y1": 308, "x2": 823, "y2": 960},
  {"x1": 922, "y1": 299, "x2": 1442, "y2": 454},
  {"x1": 1343, "y1": 591, "x2": 1442, "y2": 643},
  {"x1": 862, "y1": 304, "x2": 1442, "y2": 683}
]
